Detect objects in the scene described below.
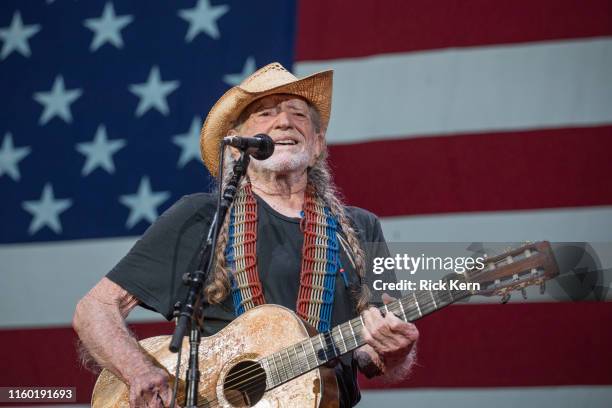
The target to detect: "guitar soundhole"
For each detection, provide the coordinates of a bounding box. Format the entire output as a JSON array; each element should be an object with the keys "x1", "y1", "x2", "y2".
[{"x1": 223, "y1": 360, "x2": 266, "y2": 407}]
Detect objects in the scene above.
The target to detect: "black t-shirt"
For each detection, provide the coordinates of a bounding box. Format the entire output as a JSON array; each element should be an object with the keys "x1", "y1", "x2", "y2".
[{"x1": 107, "y1": 193, "x2": 398, "y2": 407}]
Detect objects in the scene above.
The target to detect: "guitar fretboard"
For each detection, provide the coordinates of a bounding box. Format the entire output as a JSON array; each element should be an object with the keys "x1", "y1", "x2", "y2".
[{"x1": 260, "y1": 286, "x2": 471, "y2": 389}]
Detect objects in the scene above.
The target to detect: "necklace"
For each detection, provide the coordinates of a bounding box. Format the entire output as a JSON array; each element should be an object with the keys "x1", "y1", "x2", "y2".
[{"x1": 225, "y1": 182, "x2": 341, "y2": 332}]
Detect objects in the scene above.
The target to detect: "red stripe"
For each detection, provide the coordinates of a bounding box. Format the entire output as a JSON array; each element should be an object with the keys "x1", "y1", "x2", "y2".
[
  {"x1": 328, "y1": 125, "x2": 612, "y2": 217},
  {"x1": 361, "y1": 301, "x2": 612, "y2": 389},
  {"x1": 1, "y1": 303, "x2": 610, "y2": 404},
  {"x1": 296, "y1": 0, "x2": 612, "y2": 61},
  {"x1": 0, "y1": 322, "x2": 173, "y2": 405}
]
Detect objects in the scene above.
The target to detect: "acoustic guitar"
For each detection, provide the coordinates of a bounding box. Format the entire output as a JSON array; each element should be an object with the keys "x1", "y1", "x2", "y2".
[{"x1": 92, "y1": 241, "x2": 559, "y2": 407}]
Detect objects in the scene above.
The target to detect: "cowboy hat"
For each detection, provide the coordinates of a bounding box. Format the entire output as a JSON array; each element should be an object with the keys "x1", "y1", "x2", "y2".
[{"x1": 199, "y1": 62, "x2": 333, "y2": 176}]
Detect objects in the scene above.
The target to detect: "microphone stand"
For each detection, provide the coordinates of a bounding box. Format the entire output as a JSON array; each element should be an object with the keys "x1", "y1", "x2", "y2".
[{"x1": 169, "y1": 149, "x2": 250, "y2": 408}]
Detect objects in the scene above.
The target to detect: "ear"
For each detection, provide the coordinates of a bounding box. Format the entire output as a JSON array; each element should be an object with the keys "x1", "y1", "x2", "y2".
[
  {"x1": 311, "y1": 131, "x2": 326, "y2": 165},
  {"x1": 316, "y1": 131, "x2": 326, "y2": 154}
]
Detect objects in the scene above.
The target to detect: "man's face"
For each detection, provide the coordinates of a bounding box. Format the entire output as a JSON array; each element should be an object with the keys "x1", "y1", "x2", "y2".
[{"x1": 232, "y1": 95, "x2": 324, "y2": 175}]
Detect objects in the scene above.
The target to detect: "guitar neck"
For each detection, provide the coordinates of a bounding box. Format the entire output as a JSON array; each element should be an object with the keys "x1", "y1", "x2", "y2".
[{"x1": 261, "y1": 287, "x2": 471, "y2": 389}]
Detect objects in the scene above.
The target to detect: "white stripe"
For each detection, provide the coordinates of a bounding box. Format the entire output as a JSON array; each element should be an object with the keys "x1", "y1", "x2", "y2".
[
  {"x1": 379, "y1": 206, "x2": 612, "y2": 303},
  {"x1": 0, "y1": 236, "x2": 160, "y2": 329},
  {"x1": 295, "y1": 38, "x2": 612, "y2": 144},
  {"x1": 360, "y1": 386, "x2": 612, "y2": 408},
  {"x1": 380, "y1": 206, "x2": 612, "y2": 242},
  {"x1": 1, "y1": 206, "x2": 610, "y2": 327}
]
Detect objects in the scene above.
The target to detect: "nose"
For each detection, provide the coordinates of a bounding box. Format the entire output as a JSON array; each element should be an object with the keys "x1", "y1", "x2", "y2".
[{"x1": 273, "y1": 110, "x2": 293, "y2": 130}]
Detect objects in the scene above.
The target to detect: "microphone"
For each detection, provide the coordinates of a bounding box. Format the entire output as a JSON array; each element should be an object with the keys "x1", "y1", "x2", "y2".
[{"x1": 223, "y1": 134, "x2": 275, "y2": 160}]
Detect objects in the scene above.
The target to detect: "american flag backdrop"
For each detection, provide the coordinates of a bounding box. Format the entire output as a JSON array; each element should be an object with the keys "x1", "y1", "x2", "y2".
[{"x1": 1, "y1": 0, "x2": 611, "y2": 407}]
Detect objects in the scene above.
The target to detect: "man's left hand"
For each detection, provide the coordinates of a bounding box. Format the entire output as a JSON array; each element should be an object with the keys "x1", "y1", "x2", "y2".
[{"x1": 361, "y1": 293, "x2": 419, "y2": 364}]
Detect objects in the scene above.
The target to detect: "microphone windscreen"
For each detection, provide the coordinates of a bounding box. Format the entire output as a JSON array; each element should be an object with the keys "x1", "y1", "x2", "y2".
[{"x1": 252, "y1": 134, "x2": 274, "y2": 160}]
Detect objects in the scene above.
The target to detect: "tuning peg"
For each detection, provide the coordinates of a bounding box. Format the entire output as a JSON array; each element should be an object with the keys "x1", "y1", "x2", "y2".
[
  {"x1": 501, "y1": 293, "x2": 511, "y2": 304},
  {"x1": 540, "y1": 281, "x2": 546, "y2": 294},
  {"x1": 521, "y1": 288, "x2": 527, "y2": 299}
]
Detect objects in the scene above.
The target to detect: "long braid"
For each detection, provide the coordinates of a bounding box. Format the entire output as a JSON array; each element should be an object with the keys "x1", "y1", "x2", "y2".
[
  {"x1": 328, "y1": 199, "x2": 370, "y2": 313},
  {"x1": 203, "y1": 151, "x2": 241, "y2": 305},
  {"x1": 203, "y1": 203, "x2": 232, "y2": 304}
]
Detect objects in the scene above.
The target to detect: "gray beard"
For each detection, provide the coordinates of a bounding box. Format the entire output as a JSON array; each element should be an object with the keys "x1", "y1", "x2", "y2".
[{"x1": 249, "y1": 152, "x2": 310, "y2": 175}]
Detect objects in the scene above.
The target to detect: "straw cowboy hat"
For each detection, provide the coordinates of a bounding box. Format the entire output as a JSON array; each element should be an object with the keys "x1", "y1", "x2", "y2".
[{"x1": 199, "y1": 62, "x2": 333, "y2": 176}]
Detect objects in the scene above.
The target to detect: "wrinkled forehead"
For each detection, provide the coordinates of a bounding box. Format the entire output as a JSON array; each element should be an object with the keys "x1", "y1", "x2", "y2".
[{"x1": 242, "y1": 94, "x2": 309, "y2": 115}]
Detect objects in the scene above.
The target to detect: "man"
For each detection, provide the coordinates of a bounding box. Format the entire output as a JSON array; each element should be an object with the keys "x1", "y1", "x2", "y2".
[{"x1": 73, "y1": 62, "x2": 418, "y2": 407}]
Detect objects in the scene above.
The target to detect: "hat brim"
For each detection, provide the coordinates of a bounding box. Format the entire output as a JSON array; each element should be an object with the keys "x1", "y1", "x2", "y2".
[{"x1": 199, "y1": 69, "x2": 333, "y2": 177}]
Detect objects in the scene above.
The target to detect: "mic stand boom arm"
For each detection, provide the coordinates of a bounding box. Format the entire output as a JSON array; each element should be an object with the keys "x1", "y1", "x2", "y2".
[{"x1": 169, "y1": 150, "x2": 250, "y2": 408}]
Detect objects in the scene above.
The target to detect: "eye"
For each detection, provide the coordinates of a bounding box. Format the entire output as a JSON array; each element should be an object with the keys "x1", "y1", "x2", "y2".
[{"x1": 257, "y1": 109, "x2": 273, "y2": 117}]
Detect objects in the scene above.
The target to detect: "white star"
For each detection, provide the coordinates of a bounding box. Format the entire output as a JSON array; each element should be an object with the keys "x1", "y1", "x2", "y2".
[
  {"x1": 172, "y1": 117, "x2": 203, "y2": 168},
  {"x1": 0, "y1": 132, "x2": 31, "y2": 181},
  {"x1": 33, "y1": 75, "x2": 83, "y2": 125},
  {"x1": 83, "y1": 2, "x2": 133, "y2": 52},
  {"x1": 47, "y1": 0, "x2": 54, "y2": 3},
  {"x1": 178, "y1": 0, "x2": 229, "y2": 42},
  {"x1": 128, "y1": 66, "x2": 180, "y2": 117},
  {"x1": 119, "y1": 176, "x2": 170, "y2": 229},
  {"x1": 46, "y1": 0, "x2": 79, "y2": 5},
  {"x1": 0, "y1": 11, "x2": 41, "y2": 59},
  {"x1": 22, "y1": 183, "x2": 72, "y2": 235},
  {"x1": 223, "y1": 56, "x2": 257, "y2": 86},
  {"x1": 76, "y1": 124, "x2": 126, "y2": 176}
]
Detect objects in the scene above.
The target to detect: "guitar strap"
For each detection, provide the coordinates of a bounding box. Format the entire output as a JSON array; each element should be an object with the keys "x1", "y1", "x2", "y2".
[{"x1": 225, "y1": 182, "x2": 341, "y2": 332}]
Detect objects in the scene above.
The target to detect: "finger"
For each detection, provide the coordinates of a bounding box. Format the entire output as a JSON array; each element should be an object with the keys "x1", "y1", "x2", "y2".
[
  {"x1": 385, "y1": 314, "x2": 418, "y2": 336},
  {"x1": 403, "y1": 322, "x2": 420, "y2": 342},
  {"x1": 382, "y1": 317, "x2": 419, "y2": 351},
  {"x1": 155, "y1": 392, "x2": 167, "y2": 408},
  {"x1": 373, "y1": 309, "x2": 414, "y2": 346},
  {"x1": 360, "y1": 309, "x2": 380, "y2": 348},
  {"x1": 129, "y1": 389, "x2": 145, "y2": 408},
  {"x1": 384, "y1": 314, "x2": 419, "y2": 345},
  {"x1": 381, "y1": 293, "x2": 397, "y2": 304},
  {"x1": 371, "y1": 308, "x2": 398, "y2": 338},
  {"x1": 362, "y1": 308, "x2": 396, "y2": 347},
  {"x1": 158, "y1": 383, "x2": 174, "y2": 408},
  {"x1": 362, "y1": 307, "x2": 384, "y2": 333},
  {"x1": 142, "y1": 384, "x2": 167, "y2": 408},
  {"x1": 384, "y1": 309, "x2": 408, "y2": 329},
  {"x1": 369, "y1": 305, "x2": 389, "y2": 323},
  {"x1": 144, "y1": 391, "x2": 164, "y2": 408}
]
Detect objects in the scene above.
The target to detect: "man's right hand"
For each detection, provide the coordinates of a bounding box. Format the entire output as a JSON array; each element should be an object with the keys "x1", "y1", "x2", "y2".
[
  {"x1": 73, "y1": 278, "x2": 181, "y2": 408},
  {"x1": 128, "y1": 366, "x2": 175, "y2": 408}
]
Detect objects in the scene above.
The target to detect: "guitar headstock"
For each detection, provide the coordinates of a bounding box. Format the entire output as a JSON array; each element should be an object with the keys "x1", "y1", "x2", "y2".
[{"x1": 464, "y1": 241, "x2": 559, "y2": 302}]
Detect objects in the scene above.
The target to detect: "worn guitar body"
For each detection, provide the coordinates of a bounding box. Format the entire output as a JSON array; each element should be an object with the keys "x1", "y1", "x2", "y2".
[{"x1": 92, "y1": 304, "x2": 338, "y2": 407}]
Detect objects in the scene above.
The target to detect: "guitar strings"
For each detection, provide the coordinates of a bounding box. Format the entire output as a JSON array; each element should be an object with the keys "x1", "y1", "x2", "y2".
[{"x1": 193, "y1": 289, "x2": 466, "y2": 407}]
